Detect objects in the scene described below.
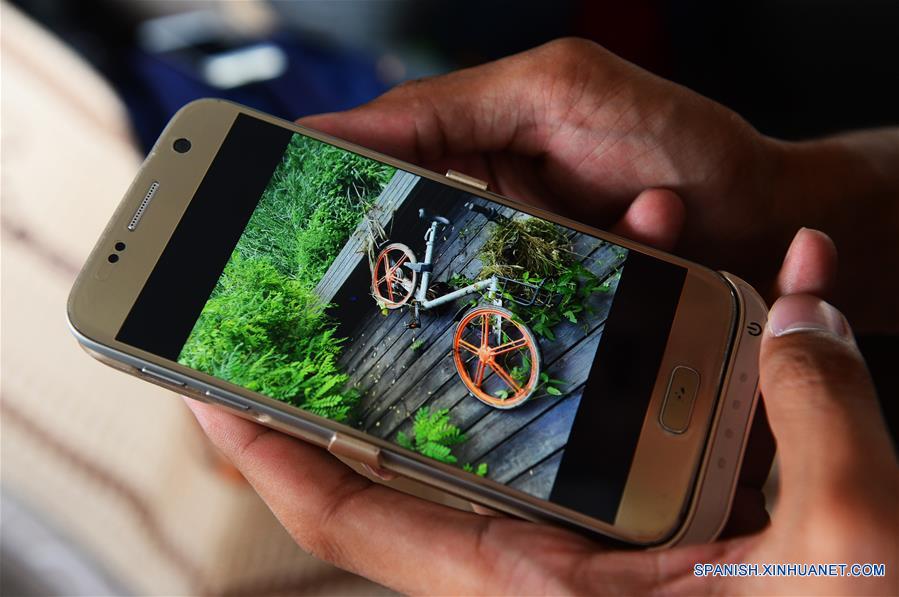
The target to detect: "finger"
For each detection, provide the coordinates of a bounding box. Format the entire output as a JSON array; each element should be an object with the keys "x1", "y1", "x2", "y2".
[
  {"x1": 296, "y1": 39, "x2": 630, "y2": 180},
  {"x1": 296, "y1": 39, "x2": 594, "y2": 164},
  {"x1": 759, "y1": 295, "x2": 895, "y2": 511},
  {"x1": 360, "y1": 462, "x2": 397, "y2": 481},
  {"x1": 609, "y1": 188, "x2": 685, "y2": 251},
  {"x1": 184, "y1": 399, "x2": 592, "y2": 594},
  {"x1": 298, "y1": 70, "x2": 534, "y2": 166},
  {"x1": 720, "y1": 485, "x2": 770, "y2": 538},
  {"x1": 470, "y1": 502, "x2": 507, "y2": 517},
  {"x1": 728, "y1": 227, "x2": 839, "y2": 533},
  {"x1": 722, "y1": 400, "x2": 775, "y2": 537},
  {"x1": 774, "y1": 227, "x2": 838, "y2": 298}
]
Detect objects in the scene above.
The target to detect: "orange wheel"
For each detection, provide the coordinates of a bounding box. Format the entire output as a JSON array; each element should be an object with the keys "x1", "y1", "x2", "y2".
[
  {"x1": 372, "y1": 243, "x2": 417, "y2": 309},
  {"x1": 453, "y1": 306, "x2": 540, "y2": 409}
]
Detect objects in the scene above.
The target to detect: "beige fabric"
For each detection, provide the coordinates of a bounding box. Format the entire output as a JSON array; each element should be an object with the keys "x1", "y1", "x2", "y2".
[{"x1": 0, "y1": 4, "x2": 391, "y2": 594}]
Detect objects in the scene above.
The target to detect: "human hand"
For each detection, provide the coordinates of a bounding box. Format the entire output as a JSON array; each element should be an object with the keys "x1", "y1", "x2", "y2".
[
  {"x1": 187, "y1": 227, "x2": 898, "y2": 595},
  {"x1": 300, "y1": 39, "x2": 899, "y2": 331}
]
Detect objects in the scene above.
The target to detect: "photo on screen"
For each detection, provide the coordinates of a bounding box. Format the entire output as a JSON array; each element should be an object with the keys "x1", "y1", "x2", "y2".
[{"x1": 177, "y1": 131, "x2": 629, "y2": 500}]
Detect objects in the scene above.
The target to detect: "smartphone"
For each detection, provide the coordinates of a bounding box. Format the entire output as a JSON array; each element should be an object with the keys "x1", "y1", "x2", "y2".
[{"x1": 67, "y1": 99, "x2": 767, "y2": 546}]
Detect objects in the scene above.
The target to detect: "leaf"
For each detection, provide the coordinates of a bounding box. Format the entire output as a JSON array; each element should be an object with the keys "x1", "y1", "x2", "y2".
[
  {"x1": 396, "y1": 432, "x2": 413, "y2": 450},
  {"x1": 563, "y1": 310, "x2": 577, "y2": 323},
  {"x1": 545, "y1": 386, "x2": 563, "y2": 396},
  {"x1": 476, "y1": 463, "x2": 488, "y2": 477}
]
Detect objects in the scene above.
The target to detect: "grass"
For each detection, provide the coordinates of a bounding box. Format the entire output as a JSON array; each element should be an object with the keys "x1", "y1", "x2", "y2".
[
  {"x1": 235, "y1": 134, "x2": 396, "y2": 284},
  {"x1": 178, "y1": 133, "x2": 396, "y2": 421}
]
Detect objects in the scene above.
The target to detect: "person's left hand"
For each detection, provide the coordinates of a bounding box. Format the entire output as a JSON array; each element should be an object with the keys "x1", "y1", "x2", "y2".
[{"x1": 185, "y1": 207, "x2": 897, "y2": 594}]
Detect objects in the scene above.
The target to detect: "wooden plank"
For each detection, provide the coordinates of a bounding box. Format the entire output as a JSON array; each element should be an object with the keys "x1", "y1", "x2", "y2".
[
  {"x1": 479, "y1": 391, "x2": 581, "y2": 483},
  {"x1": 315, "y1": 170, "x2": 420, "y2": 304},
  {"x1": 371, "y1": 242, "x2": 624, "y2": 440},
  {"x1": 508, "y1": 450, "x2": 564, "y2": 500}
]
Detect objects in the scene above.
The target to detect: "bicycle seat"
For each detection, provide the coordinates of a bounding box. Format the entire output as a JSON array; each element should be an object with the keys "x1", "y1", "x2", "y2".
[
  {"x1": 405, "y1": 262, "x2": 433, "y2": 273},
  {"x1": 418, "y1": 208, "x2": 450, "y2": 226}
]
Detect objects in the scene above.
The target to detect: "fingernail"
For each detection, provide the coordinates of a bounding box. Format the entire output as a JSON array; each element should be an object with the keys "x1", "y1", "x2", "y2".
[
  {"x1": 361, "y1": 463, "x2": 397, "y2": 482},
  {"x1": 767, "y1": 294, "x2": 851, "y2": 339}
]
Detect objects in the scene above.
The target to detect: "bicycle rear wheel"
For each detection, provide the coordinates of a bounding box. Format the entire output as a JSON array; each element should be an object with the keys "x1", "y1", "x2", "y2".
[{"x1": 372, "y1": 243, "x2": 417, "y2": 309}]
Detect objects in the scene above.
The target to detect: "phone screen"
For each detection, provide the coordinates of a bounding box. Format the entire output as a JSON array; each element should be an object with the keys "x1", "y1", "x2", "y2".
[{"x1": 118, "y1": 114, "x2": 686, "y2": 523}]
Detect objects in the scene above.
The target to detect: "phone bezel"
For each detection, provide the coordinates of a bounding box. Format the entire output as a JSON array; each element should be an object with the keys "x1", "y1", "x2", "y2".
[{"x1": 67, "y1": 99, "x2": 739, "y2": 545}]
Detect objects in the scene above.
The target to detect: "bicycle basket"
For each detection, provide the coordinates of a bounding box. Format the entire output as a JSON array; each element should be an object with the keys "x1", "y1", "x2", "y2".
[{"x1": 494, "y1": 275, "x2": 546, "y2": 307}]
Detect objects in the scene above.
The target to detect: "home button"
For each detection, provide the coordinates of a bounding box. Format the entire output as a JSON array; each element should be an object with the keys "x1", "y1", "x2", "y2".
[{"x1": 659, "y1": 366, "x2": 700, "y2": 433}]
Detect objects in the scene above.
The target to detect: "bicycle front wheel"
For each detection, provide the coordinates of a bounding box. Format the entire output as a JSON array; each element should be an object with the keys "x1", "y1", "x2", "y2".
[{"x1": 453, "y1": 306, "x2": 540, "y2": 409}]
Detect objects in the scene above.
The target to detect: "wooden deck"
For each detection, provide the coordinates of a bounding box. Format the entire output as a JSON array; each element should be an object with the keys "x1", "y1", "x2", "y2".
[{"x1": 331, "y1": 177, "x2": 626, "y2": 499}]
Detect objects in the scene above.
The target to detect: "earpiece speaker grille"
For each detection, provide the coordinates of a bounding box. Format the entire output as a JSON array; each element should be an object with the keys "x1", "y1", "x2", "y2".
[{"x1": 128, "y1": 181, "x2": 159, "y2": 231}]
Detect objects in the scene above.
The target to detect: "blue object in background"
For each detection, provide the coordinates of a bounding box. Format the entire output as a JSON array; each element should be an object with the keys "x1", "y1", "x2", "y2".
[{"x1": 121, "y1": 33, "x2": 389, "y2": 154}]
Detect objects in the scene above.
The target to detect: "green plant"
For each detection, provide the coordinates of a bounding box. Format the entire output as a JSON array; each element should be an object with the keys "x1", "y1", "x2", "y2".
[
  {"x1": 539, "y1": 371, "x2": 566, "y2": 396},
  {"x1": 449, "y1": 217, "x2": 612, "y2": 340},
  {"x1": 396, "y1": 407, "x2": 466, "y2": 464},
  {"x1": 179, "y1": 254, "x2": 360, "y2": 421},
  {"x1": 396, "y1": 408, "x2": 488, "y2": 476},
  {"x1": 178, "y1": 133, "x2": 397, "y2": 423},
  {"x1": 236, "y1": 134, "x2": 396, "y2": 285},
  {"x1": 410, "y1": 338, "x2": 425, "y2": 352},
  {"x1": 510, "y1": 262, "x2": 608, "y2": 340},
  {"x1": 463, "y1": 462, "x2": 489, "y2": 477}
]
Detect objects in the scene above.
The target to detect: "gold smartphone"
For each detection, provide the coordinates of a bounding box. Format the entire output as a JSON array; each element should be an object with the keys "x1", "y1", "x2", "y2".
[{"x1": 68, "y1": 99, "x2": 767, "y2": 546}]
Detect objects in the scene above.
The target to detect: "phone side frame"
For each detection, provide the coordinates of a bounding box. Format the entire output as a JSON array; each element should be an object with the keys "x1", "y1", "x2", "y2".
[
  {"x1": 69, "y1": 323, "x2": 627, "y2": 539},
  {"x1": 662, "y1": 273, "x2": 767, "y2": 546}
]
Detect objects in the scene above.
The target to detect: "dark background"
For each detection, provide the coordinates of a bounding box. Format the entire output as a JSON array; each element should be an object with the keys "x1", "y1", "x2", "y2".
[
  {"x1": 13, "y1": 0, "x2": 895, "y2": 435},
  {"x1": 12, "y1": 0, "x2": 899, "y2": 150}
]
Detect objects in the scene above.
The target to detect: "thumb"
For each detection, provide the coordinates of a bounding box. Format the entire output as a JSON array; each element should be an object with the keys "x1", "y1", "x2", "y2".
[{"x1": 760, "y1": 294, "x2": 894, "y2": 506}]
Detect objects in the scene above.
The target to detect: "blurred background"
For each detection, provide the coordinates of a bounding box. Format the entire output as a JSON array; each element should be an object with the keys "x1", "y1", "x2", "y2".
[
  {"x1": 10, "y1": 0, "x2": 899, "y2": 150},
  {"x1": 2, "y1": 0, "x2": 897, "y2": 595}
]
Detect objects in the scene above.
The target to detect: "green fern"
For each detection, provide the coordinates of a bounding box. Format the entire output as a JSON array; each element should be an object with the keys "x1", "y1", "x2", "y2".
[
  {"x1": 396, "y1": 407, "x2": 466, "y2": 464},
  {"x1": 463, "y1": 462, "x2": 489, "y2": 477}
]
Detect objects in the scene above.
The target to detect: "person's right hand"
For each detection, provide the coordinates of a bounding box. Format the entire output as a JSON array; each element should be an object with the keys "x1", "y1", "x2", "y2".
[{"x1": 301, "y1": 38, "x2": 899, "y2": 332}]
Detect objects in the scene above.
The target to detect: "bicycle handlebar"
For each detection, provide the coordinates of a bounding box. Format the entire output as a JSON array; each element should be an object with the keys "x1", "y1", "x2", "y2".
[{"x1": 464, "y1": 201, "x2": 503, "y2": 222}]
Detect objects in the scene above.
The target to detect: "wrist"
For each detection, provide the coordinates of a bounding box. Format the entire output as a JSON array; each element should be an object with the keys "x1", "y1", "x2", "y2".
[
  {"x1": 771, "y1": 129, "x2": 899, "y2": 332},
  {"x1": 774, "y1": 130, "x2": 899, "y2": 222}
]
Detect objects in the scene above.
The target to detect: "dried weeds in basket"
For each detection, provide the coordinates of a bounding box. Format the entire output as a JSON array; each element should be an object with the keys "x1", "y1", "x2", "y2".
[{"x1": 478, "y1": 217, "x2": 572, "y2": 280}]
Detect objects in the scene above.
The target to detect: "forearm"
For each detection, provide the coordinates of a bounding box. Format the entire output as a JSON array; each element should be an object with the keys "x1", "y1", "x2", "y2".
[{"x1": 774, "y1": 128, "x2": 899, "y2": 332}]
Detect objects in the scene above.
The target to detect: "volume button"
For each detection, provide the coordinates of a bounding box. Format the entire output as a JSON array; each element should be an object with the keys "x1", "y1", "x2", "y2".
[
  {"x1": 204, "y1": 390, "x2": 251, "y2": 411},
  {"x1": 140, "y1": 367, "x2": 185, "y2": 387}
]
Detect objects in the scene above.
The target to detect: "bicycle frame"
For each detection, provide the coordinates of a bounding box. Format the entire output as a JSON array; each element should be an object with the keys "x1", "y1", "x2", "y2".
[{"x1": 414, "y1": 220, "x2": 500, "y2": 311}]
